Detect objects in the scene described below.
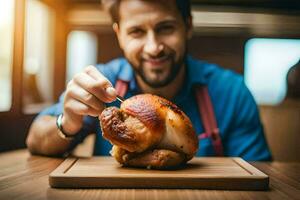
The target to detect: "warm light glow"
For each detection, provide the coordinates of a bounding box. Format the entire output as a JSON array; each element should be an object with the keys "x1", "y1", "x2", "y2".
[
  {"x1": 23, "y1": 0, "x2": 56, "y2": 111},
  {"x1": 0, "y1": 1, "x2": 14, "y2": 27},
  {"x1": 66, "y1": 31, "x2": 98, "y2": 83},
  {"x1": 0, "y1": 1, "x2": 14, "y2": 112}
]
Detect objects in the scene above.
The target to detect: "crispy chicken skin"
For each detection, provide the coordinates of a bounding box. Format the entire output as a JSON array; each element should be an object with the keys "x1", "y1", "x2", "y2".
[{"x1": 99, "y1": 94, "x2": 198, "y2": 169}]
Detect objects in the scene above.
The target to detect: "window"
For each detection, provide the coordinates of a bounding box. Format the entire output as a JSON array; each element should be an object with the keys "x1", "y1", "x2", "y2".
[
  {"x1": 66, "y1": 31, "x2": 98, "y2": 83},
  {"x1": 245, "y1": 38, "x2": 300, "y2": 105},
  {"x1": 0, "y1": 1, "x2": 15, "y2": 112},
  {"x1": 23, "y1": 0, "x2": 55, "y2": 114}
]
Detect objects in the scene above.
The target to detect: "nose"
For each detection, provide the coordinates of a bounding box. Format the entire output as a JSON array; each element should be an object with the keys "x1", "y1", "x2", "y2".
[{"x1": 143, "y1": 32, "x2": 164, "y2": 57}]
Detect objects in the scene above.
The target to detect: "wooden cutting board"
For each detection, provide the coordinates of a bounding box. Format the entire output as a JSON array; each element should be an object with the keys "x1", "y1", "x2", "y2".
[{"x1": 49, "y1": 157, "x2": 269, "y2": 190}]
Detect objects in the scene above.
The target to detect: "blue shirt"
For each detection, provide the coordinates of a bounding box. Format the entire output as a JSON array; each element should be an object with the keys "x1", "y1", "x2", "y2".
[{"x1": 39, "y1": 56, "x2": 272, "y2": 161}]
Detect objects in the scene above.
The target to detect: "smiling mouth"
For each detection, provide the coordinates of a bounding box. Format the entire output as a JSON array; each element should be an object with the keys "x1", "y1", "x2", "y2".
[{"x1": 143, "y1": 55, "x2": 171, "y2": 66}]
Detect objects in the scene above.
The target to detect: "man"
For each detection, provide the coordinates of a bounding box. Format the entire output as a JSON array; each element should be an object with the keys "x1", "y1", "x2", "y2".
[{"x1": 26, "y1": 0, "x2": 272, "y2": 161}]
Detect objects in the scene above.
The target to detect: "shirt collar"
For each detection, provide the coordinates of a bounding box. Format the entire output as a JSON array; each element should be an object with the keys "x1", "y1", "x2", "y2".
[
  {"x1": 173, "y1": 55, "x2": 207, "y2": 103},
  {"x1": 117, "y1": 58, "x2": 138, "y2": 93},
  {"x1": 186, "y1": 55, "x2": 207, "y2": 86},
  {"x1": 118, "y1": 58, "x2": 133, "y2": 81}
]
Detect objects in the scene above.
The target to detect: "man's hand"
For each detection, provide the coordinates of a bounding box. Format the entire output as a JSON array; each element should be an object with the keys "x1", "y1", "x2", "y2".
[
  {"x1": 62, "y1": 65, "x2": 117, "y2": 135},
  {"x1": 26, "y1": 65, "x2": 116, "y2": 156}
]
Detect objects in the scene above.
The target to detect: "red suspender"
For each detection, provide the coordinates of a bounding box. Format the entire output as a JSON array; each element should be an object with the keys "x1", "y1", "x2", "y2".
[
  {"x1": 115, "y1": 79, "x2": 129, "y2": 97},
  {"x1": 195, "y1": 85, "x2": 224, "y2": 156},
  {"x1": 115, "y1": 79, "x2": 224, "y2": 156}
]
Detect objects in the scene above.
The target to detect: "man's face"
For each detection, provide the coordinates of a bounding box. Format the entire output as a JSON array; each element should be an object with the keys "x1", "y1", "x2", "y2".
[{"x1": 114, "y1": 0, "x2": 192, "y2": 88}]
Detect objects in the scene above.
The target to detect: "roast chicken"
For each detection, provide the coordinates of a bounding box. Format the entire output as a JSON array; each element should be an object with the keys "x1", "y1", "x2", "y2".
[{"x1": 99, "y1": 94, "x2": 199, "y2": 169}]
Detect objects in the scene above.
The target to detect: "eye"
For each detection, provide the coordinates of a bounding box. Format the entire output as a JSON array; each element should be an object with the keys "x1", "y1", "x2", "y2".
[
  {"x1": 128, "y1": 28, "x2": 145, "y2": 38},
  {"x1": 157, "y1": 25, "x2": 175, "y2": 34}
]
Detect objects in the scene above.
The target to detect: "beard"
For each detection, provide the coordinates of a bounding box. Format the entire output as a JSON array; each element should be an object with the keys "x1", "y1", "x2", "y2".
[{"x1": 129, "y1": 49, "x2": 187, "y2": 88}]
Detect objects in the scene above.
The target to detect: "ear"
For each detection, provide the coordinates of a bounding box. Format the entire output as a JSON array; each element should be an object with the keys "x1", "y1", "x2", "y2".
[
  {"x1": 186, "y1": 16, "x2": 193, "y2": 40},
  {"x1": 113, "y1": 23, "x2": 124, "y2": 49}
]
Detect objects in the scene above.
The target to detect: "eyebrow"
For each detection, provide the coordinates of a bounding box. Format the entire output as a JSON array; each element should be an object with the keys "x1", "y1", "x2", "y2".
[
  {"x1": 155, "y1": 19, "x2": 178, "y2": 27},
  {"x1": 125, "y1": 19, "x2": 178, "y2": 30}
]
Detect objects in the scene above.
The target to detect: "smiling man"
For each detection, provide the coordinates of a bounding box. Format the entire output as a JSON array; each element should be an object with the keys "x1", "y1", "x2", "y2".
[
  {"x1": 26, "y1": 0, "x2": 272, "y2": 161},
  {"x1": 113, "y1": 0, "x2": 191, "y2": 100}
]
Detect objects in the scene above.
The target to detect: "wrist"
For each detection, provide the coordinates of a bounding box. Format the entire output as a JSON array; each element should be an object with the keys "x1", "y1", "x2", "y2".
[
  {"x1": 60, "y1": 113, "x2": 83, "y2": 136},
  {"x1": 56, "y1": 114, "x2": 74, "y2": 140}
]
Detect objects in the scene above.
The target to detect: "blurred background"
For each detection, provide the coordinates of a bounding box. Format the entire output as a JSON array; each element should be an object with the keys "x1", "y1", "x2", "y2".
[{"x1": 0, "y1": 0, "x2": 299, "y2": 161}]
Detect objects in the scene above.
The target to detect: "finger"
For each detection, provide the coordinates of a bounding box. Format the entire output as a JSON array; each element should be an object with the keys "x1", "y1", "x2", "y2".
[
  {"x1": 84, "y1": 65, "x2": 117, "y2": 100},
  {"x1": 67, "y1": 84, "x2": 106, "y2": 112},
  {"x1": 65, "y1": 98, "x2": 101, "y2": 117},
  {"x1": 72, "y1": 71, "x2": 115, "y2": 103},
  {"x1": 84, "y1": 65, "x2": 110, "y2": 84}
]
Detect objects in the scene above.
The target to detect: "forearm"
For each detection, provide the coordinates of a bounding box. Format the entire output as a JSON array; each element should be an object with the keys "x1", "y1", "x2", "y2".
[{"x1": 26, "y1": 115, "x2": 74, "y2": 156}]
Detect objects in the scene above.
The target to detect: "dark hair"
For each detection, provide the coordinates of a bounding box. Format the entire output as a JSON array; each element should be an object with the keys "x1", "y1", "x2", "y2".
[{"x1": 102, "y1": 0, "x2": 191, "y2": 24}]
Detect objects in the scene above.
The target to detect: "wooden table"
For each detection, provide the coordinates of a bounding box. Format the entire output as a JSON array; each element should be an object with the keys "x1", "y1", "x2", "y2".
[{"x1": 0, "y1": 149, "x2": 299, "y2": 200}]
